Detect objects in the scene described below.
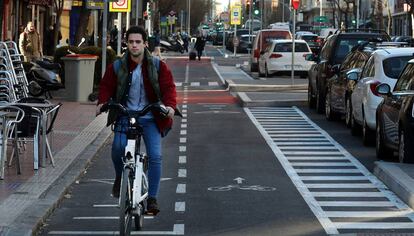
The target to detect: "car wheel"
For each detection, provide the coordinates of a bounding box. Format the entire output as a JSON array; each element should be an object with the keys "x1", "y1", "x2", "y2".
[
  {"x1": 251, "y1": 63, "x2": 258, "y2": 72},
  {"x1": 350, "y1": 108, "x2": 362, "y2": 136},
  {"x1": 398, "y1": 128, "x2": 414, "y2": 163},
  {"x1": 265, "y1": 64, "x2": 270, "y2": 78},
  {"x1": 362, "y1": 112, "x2": 375, "y2": 146},
  {"x1": 325, "y1": 88, "x2": 338, "y2": 121},
  {"x1": 308, "y1": 81, "x2": 316, "y2": 109},
  {"x1": 258, "y1": 63, "x2": 264, "y2": 77},
  {"x1": 316, "y1": 89, "x2": 325, "y2": 114},
  {"x1": 345, "y1": 97, "x2": 352, "y2": 128},
  {"x1": 376, "y1": 120, "x2": 393, "y2": 160}
]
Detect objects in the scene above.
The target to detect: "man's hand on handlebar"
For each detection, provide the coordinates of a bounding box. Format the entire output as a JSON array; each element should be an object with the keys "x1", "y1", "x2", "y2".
[
  {"x1": 165, "y1": 106, "x2": 175, "y2": 119},
  {"x1": 96, "y1": 103, "x2": 103, "y2": 116}
]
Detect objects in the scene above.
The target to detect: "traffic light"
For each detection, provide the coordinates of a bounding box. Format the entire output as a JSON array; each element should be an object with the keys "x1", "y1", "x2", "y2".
[
  {"x1": 253, "y1": 0, "x2": 260, "y2": 16},
  {"x1": 246, "y1": 0, "x2": 250, "y2": 15}
]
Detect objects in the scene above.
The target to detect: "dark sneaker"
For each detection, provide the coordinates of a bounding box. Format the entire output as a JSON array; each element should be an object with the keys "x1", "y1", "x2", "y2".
[
  {"x1": 111, "y1": 175, "x2": 121, "y2": 198},
  {"x1": 146, "y1": 197, "x2": 160, "y2": 215}
]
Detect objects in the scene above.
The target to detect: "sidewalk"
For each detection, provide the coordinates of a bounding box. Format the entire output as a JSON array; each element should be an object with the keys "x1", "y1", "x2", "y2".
[{"x1": 0, "y1": 98, "x2": 112, "y2": 235}]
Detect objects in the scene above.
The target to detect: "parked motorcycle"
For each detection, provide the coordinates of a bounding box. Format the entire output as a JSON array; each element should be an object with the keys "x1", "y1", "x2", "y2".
[
  {"x1": 160, "y1": 35, "x2": 184, "y2": 53},
  {"x1": 24, "y1": 58, "x2": 64, "y2": 98}
]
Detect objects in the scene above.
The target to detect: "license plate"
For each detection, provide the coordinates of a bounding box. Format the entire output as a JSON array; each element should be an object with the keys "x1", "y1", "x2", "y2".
[{"x1": 285, "y1": 65, "x2": 302, "y2": 69}]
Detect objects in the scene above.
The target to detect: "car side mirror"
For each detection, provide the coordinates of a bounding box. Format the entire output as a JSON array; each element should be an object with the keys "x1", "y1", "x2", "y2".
[
  {"x1": 346, "y1": 69, "x2": 361, "y2": 81},
  {"x1": 376, "y1": 83, "x2": 391, "y2": 96}
]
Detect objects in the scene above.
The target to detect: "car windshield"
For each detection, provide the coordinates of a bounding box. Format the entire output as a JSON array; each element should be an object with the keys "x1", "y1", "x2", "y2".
[
  {"x1": 382, "y1": 56, "x2": 413, "y2": 79},
  {"x1": 273, "y1": 42, "x2": 309, "y2": 52},
  {"x1": 302, "y1": 35, "x2": 318, "y2": 41}
]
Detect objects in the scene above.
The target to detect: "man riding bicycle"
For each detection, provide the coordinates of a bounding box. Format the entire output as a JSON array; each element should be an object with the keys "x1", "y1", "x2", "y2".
[{"x1": 96, "y1": 26, "x2": 178, "y2": 215}]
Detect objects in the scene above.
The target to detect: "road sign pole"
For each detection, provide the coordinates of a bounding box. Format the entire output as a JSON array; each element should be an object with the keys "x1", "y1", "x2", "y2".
[
  {"x1": 233, "y1": 24, "x2": 237, "y2": 57},
  {"x1": 102, "y1": 0, "x2": 108, "y2": 78},
  {"x1": 291, "y1": 9, "x2": 296, "y2": 86}
]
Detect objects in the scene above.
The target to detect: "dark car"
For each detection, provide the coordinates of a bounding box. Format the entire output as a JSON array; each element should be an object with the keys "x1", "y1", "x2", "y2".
[
  {"x1": 226, "y1": 29, "x2": 250, "y2": 51},
  {"x1": 324, "y1": 42, "x2": 372, "y2": 121},
  {"x1": 376, "y1": 60, "x2": 414, "y2": 162},
  {"x1": 306, "y1": 29, "x2": 391, "y2": 114},
  {"x1": 297, "y1": 33, "x2": 321, "y2": 54},
  {"x1": 237, "y1": 34, "x2": 255, "y2": 53}
]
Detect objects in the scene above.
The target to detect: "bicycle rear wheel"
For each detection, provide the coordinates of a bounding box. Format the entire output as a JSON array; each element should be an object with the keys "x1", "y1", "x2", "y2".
[{"x1": 119, "y1": 168, "x2": 133, "y2": 236}]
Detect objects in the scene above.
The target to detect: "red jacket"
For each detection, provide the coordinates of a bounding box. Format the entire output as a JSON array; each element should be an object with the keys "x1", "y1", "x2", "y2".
[{"x1": 98, "y1": 56, "x2": 177, "y2": 135}]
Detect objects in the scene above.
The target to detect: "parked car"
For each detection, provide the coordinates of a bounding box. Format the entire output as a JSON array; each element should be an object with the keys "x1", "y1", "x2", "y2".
[
  {"x1": 349, "y1": 47, "x2": 414, "y2": 145},
  {"x1": 258, "y1": 39, "x2": 314, "y2": 78},
  {"x1": 305, "y1": 29, "x2": 391, "y2": 114},
  {"x1": 375, "y1": 61, "x2": 414, "y2": 162},
  {"x1": 250, "y1": 29, "x2": 292, "y2": 72},
  {"x1": 226, "y1": 29, "x2": 250, "y2": 51},
  {"x1": 324, "y1": 42, "x2": 372, "y2": 122},
  {"x1": 237, "y1": 34, "x2": 255, "y2": 53}
]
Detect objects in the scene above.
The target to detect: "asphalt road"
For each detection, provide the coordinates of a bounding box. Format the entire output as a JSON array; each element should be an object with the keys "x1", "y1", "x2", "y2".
[{"x1": 37, "y1": 45, "x2": 411, "y2": 236}]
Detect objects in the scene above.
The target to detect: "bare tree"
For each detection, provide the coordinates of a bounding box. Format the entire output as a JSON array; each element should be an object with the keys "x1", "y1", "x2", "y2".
[
  {"x1": 53, "y1": 0, "x2": 64, "y2": 48},
  {"x1": 74, "y1": 0, "x2": 91, "y2": 45}
]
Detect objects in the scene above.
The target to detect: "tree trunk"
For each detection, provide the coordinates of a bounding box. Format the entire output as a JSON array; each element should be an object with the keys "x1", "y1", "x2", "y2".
[{"x1": 74, "y1": 0, "x2": 91, "y2": 46}]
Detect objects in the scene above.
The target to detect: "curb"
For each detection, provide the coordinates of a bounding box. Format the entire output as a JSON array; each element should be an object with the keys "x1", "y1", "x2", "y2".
[
  {"x1": 226, "y1": 79, "x2": 308, "y2": 92},
  {"x1": 0, "y1": 117, "x2": 112, "y2": 236},
  {"x1": 374, "y1": 161, "x2": 414, "y2": 209},
  {"x1": 237, "y1": 92, "x2": 308, "y2": 107}
]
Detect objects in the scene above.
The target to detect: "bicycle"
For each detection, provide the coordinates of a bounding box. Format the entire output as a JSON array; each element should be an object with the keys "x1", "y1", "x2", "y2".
[{"x1": 100, "y1": 101, "x2": 169, "y2": 235}]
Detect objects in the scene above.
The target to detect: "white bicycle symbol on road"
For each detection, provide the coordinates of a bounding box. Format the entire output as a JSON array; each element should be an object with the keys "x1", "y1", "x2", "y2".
[{"x1": 207, "y1": 184, "x2": 276, "y2": 192}]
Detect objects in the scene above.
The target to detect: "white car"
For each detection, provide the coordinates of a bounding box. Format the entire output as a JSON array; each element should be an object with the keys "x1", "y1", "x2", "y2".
[
  {"x1": 349, "y1": 47, "x2": 414, "y2": 145},
  {"x1": 258, "y1": 39, "x2": 314, "y2": 78}
]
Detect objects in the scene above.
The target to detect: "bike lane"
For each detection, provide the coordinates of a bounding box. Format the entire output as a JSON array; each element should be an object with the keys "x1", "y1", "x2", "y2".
[
  {"x1": 37, "y1": 58, "x2": 326, "y2": 235},
  {"x1": 166, "y1": 58, "x2": 326, "y2": 236}
]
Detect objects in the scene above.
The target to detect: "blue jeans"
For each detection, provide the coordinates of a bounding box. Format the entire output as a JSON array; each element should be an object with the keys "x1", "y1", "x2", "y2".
[{"x1": 112, "y1": 117, "x2": 162, "y2": 198}]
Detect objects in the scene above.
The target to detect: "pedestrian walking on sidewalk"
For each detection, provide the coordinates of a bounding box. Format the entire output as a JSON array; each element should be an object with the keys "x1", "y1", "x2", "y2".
[
  {"x1": 19, "y1": 21, "x2": 43, "y2": 62},
  {"x1": 194, "y1": 34, "x2": 205, "y2": 60},
  {"x1": 96, "y1": 26, "x2": 178, "y2": 215}
]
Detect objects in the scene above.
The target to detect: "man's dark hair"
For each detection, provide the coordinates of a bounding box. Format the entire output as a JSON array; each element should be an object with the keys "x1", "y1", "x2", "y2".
[{"x1": 126, "y1": 26, "x2": 147, "y2": 42}]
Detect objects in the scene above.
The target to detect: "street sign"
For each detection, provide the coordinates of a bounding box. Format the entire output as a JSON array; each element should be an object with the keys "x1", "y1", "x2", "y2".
[
  {"x1": 160, "y1": 16, "x2": 167, "y2": 27},
  {"x1": 167, "y1": 15, "x2": 177, "y2": 25},
  {"x1": 109, "y1": 0, "x2": 131, "y2": 12},
  {"x1": 292, "y1": 0, "x2": 300, "y2": 10},
  {"x1": 230, "y1": 6, "x2": 241, "y2": 25},
  {"x1": 315, "y1": 16, "x2": 328, "y2": 23},
  {"x1": 220, "y1": 12, "x2": 230, "y2": 23}
]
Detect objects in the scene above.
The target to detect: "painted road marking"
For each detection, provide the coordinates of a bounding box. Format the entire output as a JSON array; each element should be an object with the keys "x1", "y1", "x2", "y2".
[
  {"x1": 48, "y1": 224, "x2": 185, "y2": 235},
  {"x1": 318, "y1": 201, "x2": 394, "y2": 207},
  {"x1": 176, "y1": 184, "x2": 186, "y2": 193},
  {"x1": 246, "y1": 107, "x2": 414, "y2": 234},
  {"x1": 178, "y1": 169, "x2": 187, "y2": 178},
  {"x1": 179, "y1": 156, "x2": 186, "y2": 164},
  {"x1": 175, "y1": 202, "x2": 185, "y2": 212},
  {"x1": 73, "y1": 216, "x2": 154, "y2": 220}
]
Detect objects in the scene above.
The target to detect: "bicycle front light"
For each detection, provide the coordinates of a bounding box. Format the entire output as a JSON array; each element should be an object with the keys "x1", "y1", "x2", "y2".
[{"x1": 130, "y1": 117, "x2": 136, "y2": 125}]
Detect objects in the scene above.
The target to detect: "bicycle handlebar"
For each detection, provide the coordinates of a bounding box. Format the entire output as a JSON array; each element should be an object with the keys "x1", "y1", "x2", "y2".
[{"x1": 100, "y1": 101, "x2": 169, "y2": 118}]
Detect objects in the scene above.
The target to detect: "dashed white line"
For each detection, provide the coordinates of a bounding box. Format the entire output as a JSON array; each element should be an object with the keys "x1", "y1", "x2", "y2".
[
  {"x1": 175, "y1": 202, "x2": 186, "y2": 212},
  {"x1": 180, "y1": 138, "x2": 187, "y2": 143},
  {"x1": 180, "y1": 130, "x2": 187, "y2": 135},
  {"x1": 179, "y1": 146, "x2": 186, "y2": 152},
  {"x1": 176, "y1": 184, "x2": 186, "y2": 193},
  {"x1": 179, "y1": 156, "x2": 187, "y2": 164},
  {"x1": 178, "y1": 169, "x2": 187, "y2": 178}
]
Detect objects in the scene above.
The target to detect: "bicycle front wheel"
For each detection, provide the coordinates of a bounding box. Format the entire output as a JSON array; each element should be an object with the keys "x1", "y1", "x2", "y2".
[{"x1": 119, "y1": 168, "x2": 133, "y2": 236}]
